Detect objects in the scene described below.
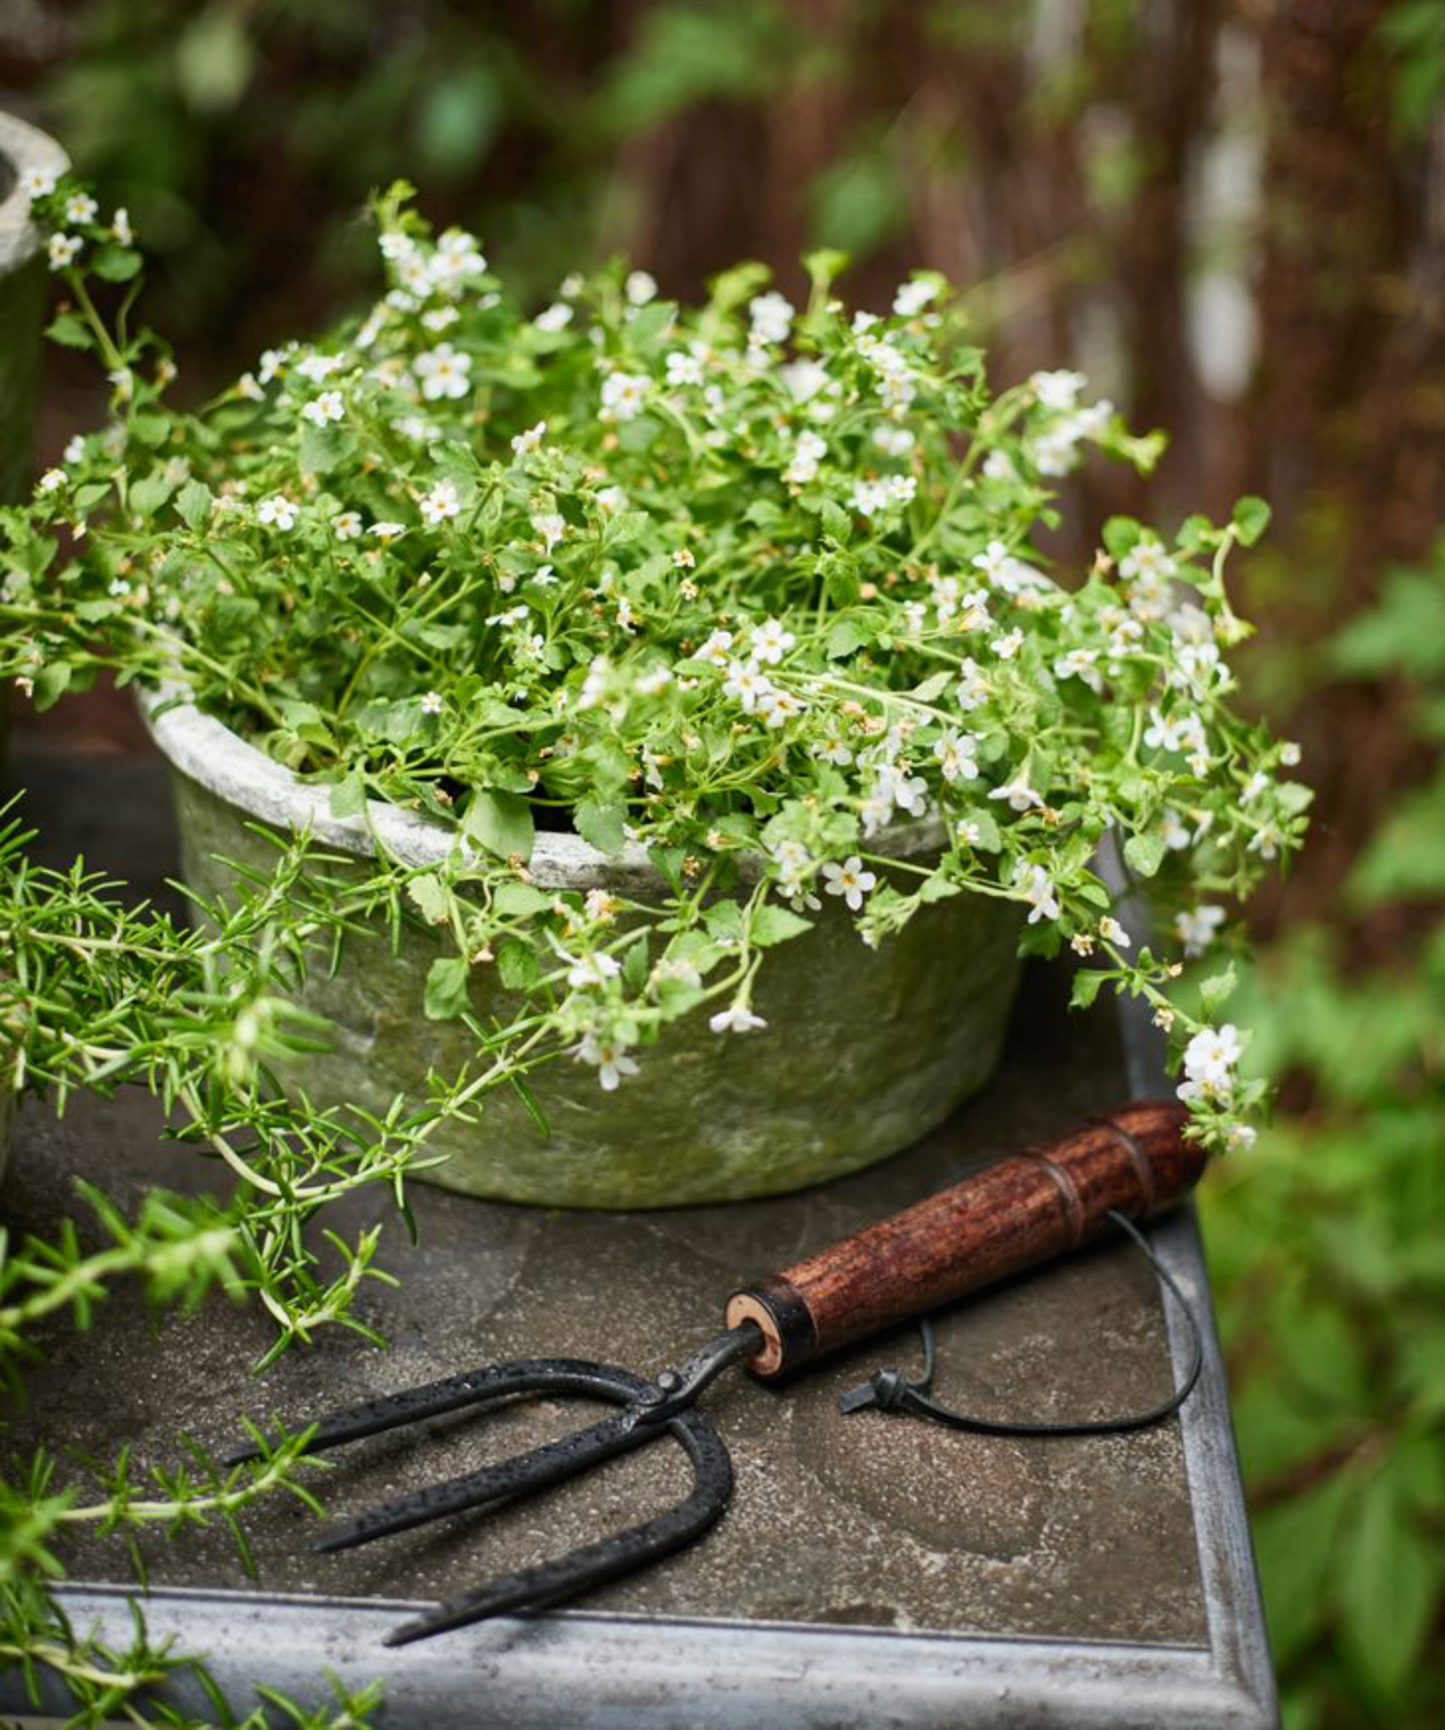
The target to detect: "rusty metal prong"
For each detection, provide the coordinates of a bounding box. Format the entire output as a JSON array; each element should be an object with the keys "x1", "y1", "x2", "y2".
[{"x1": 382, "y1": 1403, "x2": 734, "y2": 1646}]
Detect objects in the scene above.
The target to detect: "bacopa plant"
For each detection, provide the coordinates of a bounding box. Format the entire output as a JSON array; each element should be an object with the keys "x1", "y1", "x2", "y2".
[{"x1": 3, "y1": 174, "x2": 1309, "y2": 1151}]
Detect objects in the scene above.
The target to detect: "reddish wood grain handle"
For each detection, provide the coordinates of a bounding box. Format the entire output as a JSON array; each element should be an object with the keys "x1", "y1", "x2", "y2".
[{"x1": 724, "y1": 1100, "x2": 1201, "y2": 1379}]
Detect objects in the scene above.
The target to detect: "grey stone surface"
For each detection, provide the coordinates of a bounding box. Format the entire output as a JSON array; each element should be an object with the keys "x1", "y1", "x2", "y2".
[{"x1": 147, "y1": 690, "x2": 1025, "y2": 1208}]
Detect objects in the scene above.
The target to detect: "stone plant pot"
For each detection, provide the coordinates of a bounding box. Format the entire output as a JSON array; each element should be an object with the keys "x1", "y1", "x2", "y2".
[{"x1": 143, "y1": 693, "x2": 1023, "y2": 1209}]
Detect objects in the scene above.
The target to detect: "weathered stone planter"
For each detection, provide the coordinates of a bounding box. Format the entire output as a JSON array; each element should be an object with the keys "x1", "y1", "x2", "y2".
[{"x1": 143, "y1": 693, "x2": 1023, "y2": 1208}]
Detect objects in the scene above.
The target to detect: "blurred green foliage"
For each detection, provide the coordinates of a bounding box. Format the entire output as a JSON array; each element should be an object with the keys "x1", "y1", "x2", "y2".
[
  {"x1": 7, "y1": 1, "x2": 1445, "y2": 1723},
  {"x1": 1205, "y1": 550, "x2": 1445, "y2": 1729}
]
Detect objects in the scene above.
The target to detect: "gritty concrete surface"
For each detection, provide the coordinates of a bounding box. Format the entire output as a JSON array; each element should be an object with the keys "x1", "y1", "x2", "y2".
[{"x1": 1, "y1": 746, "x2": 1208, "y2": 1648}]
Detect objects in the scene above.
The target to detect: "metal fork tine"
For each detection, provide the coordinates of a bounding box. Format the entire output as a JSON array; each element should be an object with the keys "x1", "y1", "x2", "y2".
[
  {"x1": 382, "y1": 1410, "x2": 734, "y2": 1646},
  {"x1": 316, "y1": 1407, "x2": 648, "y2": 1553},
  {"x1": 222, "y1": 1358, "x2": 611, "y2": 1468}
]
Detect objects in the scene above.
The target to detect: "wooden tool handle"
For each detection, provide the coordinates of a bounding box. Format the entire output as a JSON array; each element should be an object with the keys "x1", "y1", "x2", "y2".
[{"x1": 725, "y1": 1100, "x2": 1201, "y2": 1379}]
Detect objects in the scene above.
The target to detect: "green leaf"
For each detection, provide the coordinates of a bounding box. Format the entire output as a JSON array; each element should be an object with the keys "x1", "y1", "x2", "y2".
[
  {"x1": 574, "y1": 795, "x2": 627, "y2": 856},
  {"x1": 129, "y1": 470, "x2": 177, "y2": 521},
  {"x1": 464, "y1": 789, "x2": 535, "y2": 862},
  {"x1": 911, "y1": 670, "x2": 953, "y2": 704},
  {"x1": 1069, "y1": 970, "x2": 1110, "y2": 1010},
  {"x1": 1101, "y1": 516, "x2": 1142, "y2": 560},
  {"x1": 405, "y1": 873, "x2": 451, "y2": 926},
  {"x1": 424, "y1": 956, "x2": 471, "y2": 1021},
  {"x1": 496, "y1": 938, "x2": 540, "y2": 991},
  {"x1": 175, "y1": 479, "x2": 213, "y2": 530},
  {"x1": 493, "y1": 881, "x2": 553, "y2": 917},
  {"x1": 819, "y1": 498, "x2": 852, "y2": 544},
  {"x1": 1123, "y1": 832, "x2": 1166, "y2": 879},
  {"x1": 1198, "y1": 964, "x2": 1237, "y2": 1012},
  {"x1": 299, "y1": 424, "x2": 356, "y2": 476},
  {"x1": 826, "y1": 618, "x2": 869, "y2": 660},
  {"x1": 1231, "y1": 495, "x2": 1271, "y2": 547},
  {"x1": 1340, "y1": 1478, "x2": 1440, "y2": 1695},
  {"x1": 90, "y1": 244, "x2": 142, "y2": 283},
  {"x1": 750, "y1": 904, "x2": 812, "y2": 947},
  {"x1": 32, "y1": 661, "x2": 72, "y2": 711},
  {"x1": 328, "y1": 772, "x2": 366, "y2": 819},
  {"x1": 45, "y1": 312, "x2": 95, "y2": 351}
]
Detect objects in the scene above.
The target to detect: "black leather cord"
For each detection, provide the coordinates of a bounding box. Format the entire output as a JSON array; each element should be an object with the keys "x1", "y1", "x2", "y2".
[{"x1": 838, "y1": 1211, "x2": 1204, "y2": 1435}]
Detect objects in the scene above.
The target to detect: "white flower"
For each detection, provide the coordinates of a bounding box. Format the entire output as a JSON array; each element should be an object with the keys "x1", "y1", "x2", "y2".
[
  {"x1": 1159, "y1": 809, "x2": 1192, "y2": 851},
  {"x1": 696, "y1": 629, "x2": 734, "y2": 667},
  {"x1": 852, "y1": 478, "x2": 891, "y2": 517},
  {"x1": 934, "y1": 730, "x2": 979, "y2": 783},
  {"x1": 1053, "y1": 647, "x2": 1102, "y2": 692},
  {"x1": 872, "y1": 423, "x2": 915, "y2": 457},
  {"x1": 635, "y1": 663, "x2": 672, "y2": 697},
  {"x1": 36, "y1": 469, "x2": 65, "y2": 495},
  {"x1": 63, "y1": 436, "x2": 86, "y2": 465},
  {"x1": 595, "y1": 485, "x2": 627, "y2": 514},
  {"x1": 992, "y1": 628, "x2": 1024, "y2": 660},
  {"x1": 1176, "y1": 904, "x2": 1226, "y2": 957},
  {"x1": 236, "y1": 372, "x2": 264, "y2": 401},
  {"x1": 420, "y1": 480, "x2": 462, "y2": 527},
  {"x1": 532, "y1": 511, "x2": 566, "y2": 552},
  {"x1": 1099, "y1": 916, "x2": 1131, "y2": 949},
  {"x1": 302, "y1": 390, "x2": 345, "y2": 428},
  {"x1": 257, "y1": 495, "x2": 298, "y2": 531},
  {"x1": 379, "y1": 231, "x2": 416, "y2": 261},
  {"x1": 600, "y1": 371, "x2": 652, "y2": 422},
  {"x1": 1280, "y1": 741, "x2": 1302, "y2": 768},
  {"x1": 1119, "y1": 537, "x2": 1177, "y2": 584},
  {"x1": 723, "y1": 659, "x2": 773, "y2": 711},
  {"x1": 487, "y1": 604, "x2": 531, "y2": 628},
  {"x1": 892, "y1": 278, "x2": 938, "y2": 318},
  {"x1": 369, "y1": 520, "x2": 406, "y2": 541},
  {"x1": 1178, "y1": 1023, "x2": 1243, "y2": 1104},
  {"x1": 1014, "y1": 861, "x2": 1060, "y2": 923},
  {"x1": 531, "y1": 563, "x2": 557, "y2": 587},
  {"x1": 748, "y1": 290, "x2": 794, "y2": 346},
  {"x1": 709, "y1": 1004, "x2": 768, "y2": 1035},
  {"x1": 956, "y1": 658, "x2": 988, "y2": 711},
  {"x1": 956, "y1": 819, "x2": 982, "y2": 847},
  {"x1": 671, "y1": 547, "x2": 695, "y2": 569},
  {"x1": 108, "y1": 577, "x2": 130, "y2": 599},
  {"x1": 535, "y1": 302, "x2": 574, "y2": 333},
  {"x1": 333, "y1": 510, "x2": 363, "y2": 541},
  {"x1": 989, "y1": 774, "x2": 1044, "y2": 813},
  {"x1": 567, "y1": 951, "x2": 622, "y2": 990},
  {"x1": 822, "y1": 856, "x2": 877, "y2": 912},
  {"x1": 575, "y1": 1031, "x2": 639, "y2": 1091},
  {"x1": 511, "y1": 421, "x2": 547, "y2": 459},
  {"x1": 666, "y1": 350, "x2": 704, "y2": 388},
  {"x1": 982, "y1": 450, "x2": 1016, "y2": 482},
  {"x1": 626, "y1": 270, "x2": 659, "y2": 306},
  {"x1": 750, "y1": 617, "x2": 796, "y2": 665},
  {"x1": 1030, "y1": 369, "x2": 1087, "y2": 412},
  {"x1": 420, "y1": 306, "x2": 459, "y2": 334},
  {"x1": 814, "y1": 734, "x2": 853, "y2": 767},
  {"x1": 414, "y1": 343, "x2": 473, "y2": 401},
  {"x1": 295, "y1": 352, "x2": 344, "y2": 384},
  {"x1": 20, "y1": 165, "x2": 56, "y2": 202},
  {"x1": 420, "y1": 690, "x2": 444, "y2": 715},
  {"x1": 784, "y1": 430, "x2": 827, "y2": 486},
  {"x1": 47, "y1": 233, "x2": 82, "y2": 271},
  {"x1": 560, "y1": 272, "x2": 585, "y2": 299},
  {"x1": 257, "y1": 347, "x2": 288, "y2": 384},
  {"x1": 1226, "y1": 1123, "x2": 1258, "y2": 1153},
  {"x1": 64, "y1": 192, "x2": 98, "y2": 225},
  {"x1": 779, "y1": 359, "x2": 829, "y2": 403},
  {"x1": 756, "y1": 687, "x2": 806, "y2": 728}
]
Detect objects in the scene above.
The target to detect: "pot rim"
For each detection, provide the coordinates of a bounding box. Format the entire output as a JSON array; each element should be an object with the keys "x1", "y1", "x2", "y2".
[
  {"x1": 140, "y1": 683, "x2": 948, "y2": 892},
  {"x1": 0, "y1": 111, "x2": 69, "y2": 276}
]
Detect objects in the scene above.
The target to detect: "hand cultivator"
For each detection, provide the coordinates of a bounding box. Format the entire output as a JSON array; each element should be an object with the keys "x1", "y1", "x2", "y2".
[{"x1": 231, "y1": 1101, "x2": 1204, "y2": 1646}]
